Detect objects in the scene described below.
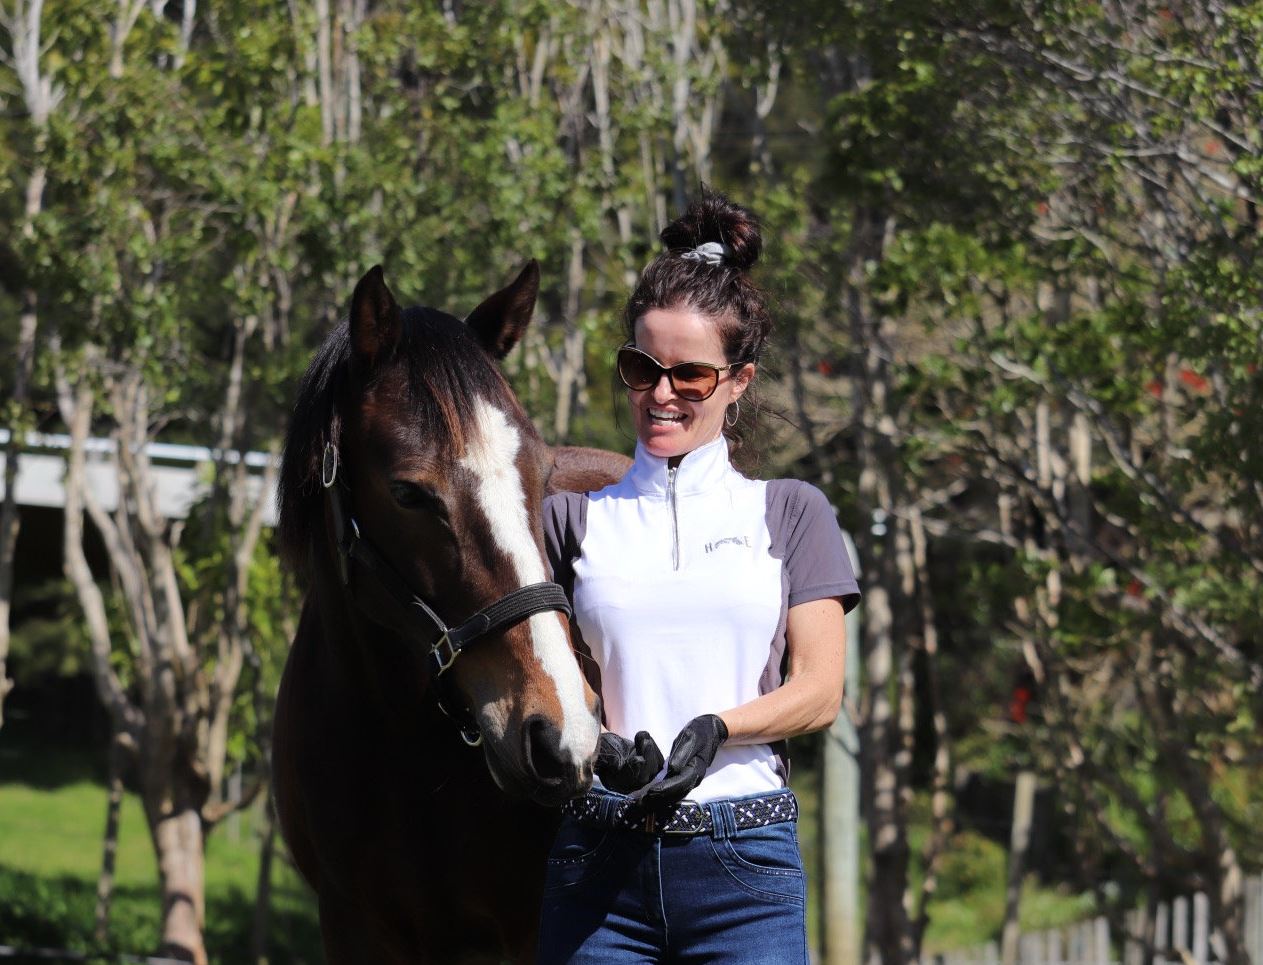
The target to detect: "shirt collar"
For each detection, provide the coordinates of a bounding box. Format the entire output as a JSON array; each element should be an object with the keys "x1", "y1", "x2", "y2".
[{"x1": 625, "y1": 434, "x2": 734, "y2": 496}]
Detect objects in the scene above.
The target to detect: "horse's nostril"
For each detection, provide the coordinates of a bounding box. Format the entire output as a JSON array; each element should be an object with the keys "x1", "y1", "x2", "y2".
[{"x1": 523, "y1": 715, "x2": 568, "y2": 785}]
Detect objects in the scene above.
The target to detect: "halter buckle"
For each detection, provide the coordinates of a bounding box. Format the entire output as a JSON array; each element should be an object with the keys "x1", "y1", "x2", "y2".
[{"x1": 431, "y1": 632, "x2": 460, "y2": 676}]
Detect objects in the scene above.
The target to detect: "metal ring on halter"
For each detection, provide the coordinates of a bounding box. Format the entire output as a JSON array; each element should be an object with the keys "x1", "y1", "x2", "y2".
[
  {"x1": 725, "y1": 400, "x2": 740, "y2": 428},
  {"x1": 436, "y1": 692, "x2": 485, "y2": 747}
]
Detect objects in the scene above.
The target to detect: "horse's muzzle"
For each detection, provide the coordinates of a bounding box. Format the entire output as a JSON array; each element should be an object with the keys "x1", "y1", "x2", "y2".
[{"x1": 516, "y1": 714, "x2": 595, "y2": 806}]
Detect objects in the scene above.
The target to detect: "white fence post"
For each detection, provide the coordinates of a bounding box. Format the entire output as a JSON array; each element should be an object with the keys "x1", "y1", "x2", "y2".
[
  {"x1": 1155, "y1": 901, "x2": 1170, "y2": 964},
  {"x1": 1191, "y1": 892, "x2": 1209, "y2": 964},
  {"x1": 1123, "y1": 908, "x2": 1143, "y2": 965},
  {"x1": 1094, "y1": 916, "x2": 1110, "y2": 965},
  {"x1": 1047, "y1": 927, "x2": 1062, "y2": 965},
  {"x1": 1172, "y1": 896, "x2": 1189, "y2": 958},
  {"x1": 1247, "y1": 875, "x2": 1263, "y2": 965}
]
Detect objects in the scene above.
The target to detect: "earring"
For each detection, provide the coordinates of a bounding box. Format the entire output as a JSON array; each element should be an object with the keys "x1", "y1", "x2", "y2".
[{"x1": 724, "y1": 401, "x2": 740, "y2": 428}]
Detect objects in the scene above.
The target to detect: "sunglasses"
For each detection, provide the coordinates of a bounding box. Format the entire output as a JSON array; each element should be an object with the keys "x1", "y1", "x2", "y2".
[{"x1": 616, "y1": 344, "x2": 746, "y2": 402}]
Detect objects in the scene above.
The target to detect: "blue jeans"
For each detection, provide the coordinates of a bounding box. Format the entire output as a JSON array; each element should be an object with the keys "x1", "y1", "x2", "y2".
[{"x1": 537, "y1": 791, "x2": 808, "y2": 964}]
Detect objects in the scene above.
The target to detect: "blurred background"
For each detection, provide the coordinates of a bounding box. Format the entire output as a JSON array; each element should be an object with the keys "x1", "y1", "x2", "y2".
[{"x1": 0, "y1": 0, "x2": 1259, "y2": 962}]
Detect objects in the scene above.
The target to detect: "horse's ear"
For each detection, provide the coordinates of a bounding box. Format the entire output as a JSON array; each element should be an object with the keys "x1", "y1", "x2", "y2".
[
  {"x1": 465, "y1": 260, "x2": 539, "y2": 359},
  {"x1": 350, "y1": 265, "x2": 401, "y2": 367}
]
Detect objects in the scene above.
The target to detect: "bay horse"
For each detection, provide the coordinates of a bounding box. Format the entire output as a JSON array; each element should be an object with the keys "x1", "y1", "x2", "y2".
[{"x1": 273, "y1": 263, "x2": 627, "y2": 963}]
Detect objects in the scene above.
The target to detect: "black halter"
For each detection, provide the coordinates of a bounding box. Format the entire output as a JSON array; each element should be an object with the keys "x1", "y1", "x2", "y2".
[{"x1": 320, "y1": 444, "x2": 573, "y2": 746}]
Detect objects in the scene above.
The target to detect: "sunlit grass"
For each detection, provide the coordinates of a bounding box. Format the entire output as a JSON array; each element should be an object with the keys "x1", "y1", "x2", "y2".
[{"x1": 0, "y1": 731, "x2": 320, "y2": 961}]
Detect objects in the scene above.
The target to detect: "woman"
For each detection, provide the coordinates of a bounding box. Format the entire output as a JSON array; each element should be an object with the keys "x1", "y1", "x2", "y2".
[{"x1": 538, "y1": 190, "x2": 860, "y2": 964}]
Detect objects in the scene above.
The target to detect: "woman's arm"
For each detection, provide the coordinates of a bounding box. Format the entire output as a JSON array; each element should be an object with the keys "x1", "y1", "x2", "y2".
[{"x1": 717, "y1": 596, "x2": 847, "y2": 746}]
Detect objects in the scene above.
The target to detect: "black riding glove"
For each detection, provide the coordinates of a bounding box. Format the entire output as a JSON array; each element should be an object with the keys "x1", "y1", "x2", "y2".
[
  {"x1": 595, "y1": 730, "x2": 666, "y2": 794},
  {"x1": 628, "y1": 714, "x2": 728, "y2": 811}
]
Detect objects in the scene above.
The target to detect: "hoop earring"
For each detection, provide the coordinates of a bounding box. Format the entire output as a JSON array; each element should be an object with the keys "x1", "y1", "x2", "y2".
[{"x1": 724, "y1": 401, "x2": 740, "y2": 428}]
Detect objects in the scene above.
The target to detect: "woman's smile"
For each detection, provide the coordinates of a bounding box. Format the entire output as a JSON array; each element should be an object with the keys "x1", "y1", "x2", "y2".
[{"x1": 630, "y1": 307, "x2": 751, "y2": 460}]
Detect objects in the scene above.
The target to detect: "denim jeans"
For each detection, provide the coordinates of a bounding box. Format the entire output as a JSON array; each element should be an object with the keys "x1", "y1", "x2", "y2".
[{"x1": 537, "y1": 791, "x2": 808, "y2": 964}]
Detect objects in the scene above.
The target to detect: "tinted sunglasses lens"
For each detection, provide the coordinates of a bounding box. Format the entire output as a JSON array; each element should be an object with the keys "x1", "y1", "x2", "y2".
[
  {"x1": 671, "y1": 364, "x2": 719, "y2": 401},
  {"x1": 617, "y1": 348, "x2": 660, "y2": 390}
]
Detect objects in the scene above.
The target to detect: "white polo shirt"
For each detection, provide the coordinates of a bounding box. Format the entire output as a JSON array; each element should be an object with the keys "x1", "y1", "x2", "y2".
[{"x1": 544, "y1": 435, "x2": 860, "y2": 803}]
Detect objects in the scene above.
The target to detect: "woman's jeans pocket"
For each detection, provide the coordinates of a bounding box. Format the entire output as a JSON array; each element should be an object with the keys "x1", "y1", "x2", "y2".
[
  {"x1": 543, "y1": 817, "x2": 615, "y2": 894},
  {"x1": 707, "y1": 822, "x2": 806, "y2": 904}
]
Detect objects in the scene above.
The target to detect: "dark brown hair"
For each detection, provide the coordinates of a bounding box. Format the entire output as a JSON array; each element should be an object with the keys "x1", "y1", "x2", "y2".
[{"x1": 622, "y1": 187, "x2": 773, "y2": 456}]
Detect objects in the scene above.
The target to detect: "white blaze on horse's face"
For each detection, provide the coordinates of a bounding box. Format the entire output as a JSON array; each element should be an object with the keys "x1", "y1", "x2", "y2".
[{"x1": 457, "y1": 398, "x2": 600, "y2": 771}]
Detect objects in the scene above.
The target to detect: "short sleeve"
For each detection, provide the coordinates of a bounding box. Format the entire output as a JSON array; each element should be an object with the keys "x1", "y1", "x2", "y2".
[
  {"x1": 542, "y1": 491, "x2": 587, "y2": 596},
  {"x1": 770, "y1": 481, "x2": 861, "y2": 613}
]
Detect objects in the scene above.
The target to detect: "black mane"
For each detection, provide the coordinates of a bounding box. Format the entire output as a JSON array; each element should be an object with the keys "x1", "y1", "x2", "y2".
[{"x1": 276, "y1": 306, "x2": 522, "y2": 580}]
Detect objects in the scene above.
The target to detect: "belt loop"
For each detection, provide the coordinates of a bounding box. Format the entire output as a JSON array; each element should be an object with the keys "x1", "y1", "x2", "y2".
[
  {"x1": 598, "y1": 792, "x2": 620, "y2": 824},
  {"x1": 707, "y1": 800, "x2": 737, "y2": 840}
]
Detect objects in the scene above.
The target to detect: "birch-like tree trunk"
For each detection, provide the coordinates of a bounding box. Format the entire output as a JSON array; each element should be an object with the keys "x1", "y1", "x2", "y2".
[
  {"x1": 847, "y1": 205, "x2": 917, "y2": 965},
  {"x1": 0, "y1": 0, "x2": 62, "y2": 728},
  {"x1": 95, "y1": 732, "x2": 132, "y2": 943},
  {"x1": 908, "y1": 506, "x2": 954, "y2": 949},
  {"x1": 57, "y1": 357, "x2": 255, "y2": 963}
]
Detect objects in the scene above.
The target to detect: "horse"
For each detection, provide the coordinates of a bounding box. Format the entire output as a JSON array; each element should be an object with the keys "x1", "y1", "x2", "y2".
[{"x1": 272, "y1": 262, "x2": 628, "y2": 963}]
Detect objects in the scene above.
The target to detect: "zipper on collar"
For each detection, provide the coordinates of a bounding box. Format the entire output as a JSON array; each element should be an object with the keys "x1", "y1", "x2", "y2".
[{"x1": 667, "y1": 464, "x2": 680, "y2": 571}]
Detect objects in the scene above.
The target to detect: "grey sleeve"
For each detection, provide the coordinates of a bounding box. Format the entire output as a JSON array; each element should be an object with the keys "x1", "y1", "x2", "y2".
[
  {"x1": 541, "y1": 490, "x2": 603, "y2": 710},
  {"x1": 542, "y1": 491, "x2": 587, "y2": 596},
  {"x1": 768, "y1": 480, "x2": 861, "y2": 613}
]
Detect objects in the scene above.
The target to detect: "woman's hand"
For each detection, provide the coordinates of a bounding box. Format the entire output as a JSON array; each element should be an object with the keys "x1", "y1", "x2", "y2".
[
  {"x1": 628, "y1": 714, "x2": 728, "y2": 809},
  {"x1": 595, "y1": 730, "x2": 665, "y2": 794}
]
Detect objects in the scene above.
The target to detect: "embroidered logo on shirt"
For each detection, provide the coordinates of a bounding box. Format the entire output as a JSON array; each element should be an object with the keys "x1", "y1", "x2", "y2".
[{"x1": 704, "y1": 535, "x2": 752, "y2": 553}]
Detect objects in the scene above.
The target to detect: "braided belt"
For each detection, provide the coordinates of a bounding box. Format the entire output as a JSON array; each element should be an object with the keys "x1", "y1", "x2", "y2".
[{"x1": 562, "y1": 789, "x2": 798, "y2": 836}]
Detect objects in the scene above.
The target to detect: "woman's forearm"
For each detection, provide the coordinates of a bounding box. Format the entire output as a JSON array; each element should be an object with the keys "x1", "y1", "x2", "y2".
[
  {"x1": 718, "y1": 672, "x2": 843, "y2": 746},
  {"x1": 717, "y1": 596, "x2": 847, "y2": 746}
]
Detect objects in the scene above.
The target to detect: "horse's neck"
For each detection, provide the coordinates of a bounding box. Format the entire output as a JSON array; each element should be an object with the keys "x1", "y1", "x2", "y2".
[{"x1": 546, "y1": 445, "x2": 632, "y2": 495}]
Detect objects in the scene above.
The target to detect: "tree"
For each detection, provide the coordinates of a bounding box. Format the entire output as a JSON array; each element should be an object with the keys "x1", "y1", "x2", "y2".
[
  {"x1": 0, "y1": 0, "x2": 62, "y2": 728},
  {"x1": 36, "y1": 3, "x2": 310, "y2": 958}
]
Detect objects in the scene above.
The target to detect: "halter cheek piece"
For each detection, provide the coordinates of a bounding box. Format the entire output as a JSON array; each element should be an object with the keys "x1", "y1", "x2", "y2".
[{"x1": 321, "y1": 444, "x2": 574, "y2": 747}]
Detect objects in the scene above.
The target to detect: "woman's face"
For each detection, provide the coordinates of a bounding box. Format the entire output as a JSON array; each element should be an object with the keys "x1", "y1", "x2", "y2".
[{"x1": 628, "y1": 306, "x2": 754, "y2": 461}]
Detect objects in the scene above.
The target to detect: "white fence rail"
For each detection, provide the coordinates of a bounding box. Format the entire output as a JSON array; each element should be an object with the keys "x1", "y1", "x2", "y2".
[
  {"x1": 0, "y1": 428, "x2": 276, "y2": 524},
  {"x1": 924, "y1": 874, "x2": 1262, "y2": 965}
]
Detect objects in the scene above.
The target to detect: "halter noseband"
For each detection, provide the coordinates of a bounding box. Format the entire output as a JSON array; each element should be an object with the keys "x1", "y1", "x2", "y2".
[{"x1": 320, "y1": 443, "x2": 573, "y2": 746}]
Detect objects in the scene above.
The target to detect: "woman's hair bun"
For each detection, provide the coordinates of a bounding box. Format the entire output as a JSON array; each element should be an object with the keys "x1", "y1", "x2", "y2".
[{"x1": 660, "y1": 186, "x2": 762, "y2": 272}]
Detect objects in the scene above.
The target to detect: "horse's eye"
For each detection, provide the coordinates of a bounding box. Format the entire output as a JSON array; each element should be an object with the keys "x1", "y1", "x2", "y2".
[{"x1": 390, "y1": 480, "x2": 446, "y2": 517}]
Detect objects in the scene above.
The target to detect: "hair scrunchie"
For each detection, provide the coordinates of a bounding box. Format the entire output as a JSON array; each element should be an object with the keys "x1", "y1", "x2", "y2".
[{"x1": 678, "y1": 241, "x2": 731, "y2": 266}]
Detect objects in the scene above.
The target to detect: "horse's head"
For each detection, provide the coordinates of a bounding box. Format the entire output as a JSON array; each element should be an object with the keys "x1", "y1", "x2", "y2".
[{"x1": 279, "y1": 264, "x2": 600, "y2": 806}]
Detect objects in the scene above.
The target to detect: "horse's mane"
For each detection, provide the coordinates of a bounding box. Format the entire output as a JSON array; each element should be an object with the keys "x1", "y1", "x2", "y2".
[{"x1": 277, "y1": 307, "x2": 521, "y2": 580}]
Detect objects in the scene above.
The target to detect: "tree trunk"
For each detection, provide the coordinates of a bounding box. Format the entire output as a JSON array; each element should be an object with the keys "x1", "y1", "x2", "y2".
[
  {"x1": 147, "y1": 795, "x2": 208, "y2": 965},
  {"x1": 57, "y1": 364, "x2": 140, "y2": 736},
  {"x1": 553, "y1": 230, "x2": 587, "y2": 443},
  {"x1": 849, "y1": 206, "x2": 916, "y2": 965},
  {"x1": 95, "y1": 733, "x2": 131, "y2": 943},
  {"x1": 60, "y1": 359, "x2": 213, "y2": 960},
  {"x1": 909, "y1": 506, "x2": 954, "y2": 948},
  {"x1": 1000, "y1": 771, "x2": 1037, "y2": 965},
  {"x1": 251, "y1": 788, "x2": 278, "y2": 965},
  {"x1": 0, "y1": 124, "x2": 49, "y2": 726}
]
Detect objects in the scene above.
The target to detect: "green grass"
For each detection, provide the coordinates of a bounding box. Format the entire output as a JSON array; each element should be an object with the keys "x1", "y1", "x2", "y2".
[
  {"x1": 0, "y1": 730, "x2": 321, "y2": 963},
  {"x1": 1, "y1": 726, "x2": 1095, "y2": 962}
]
